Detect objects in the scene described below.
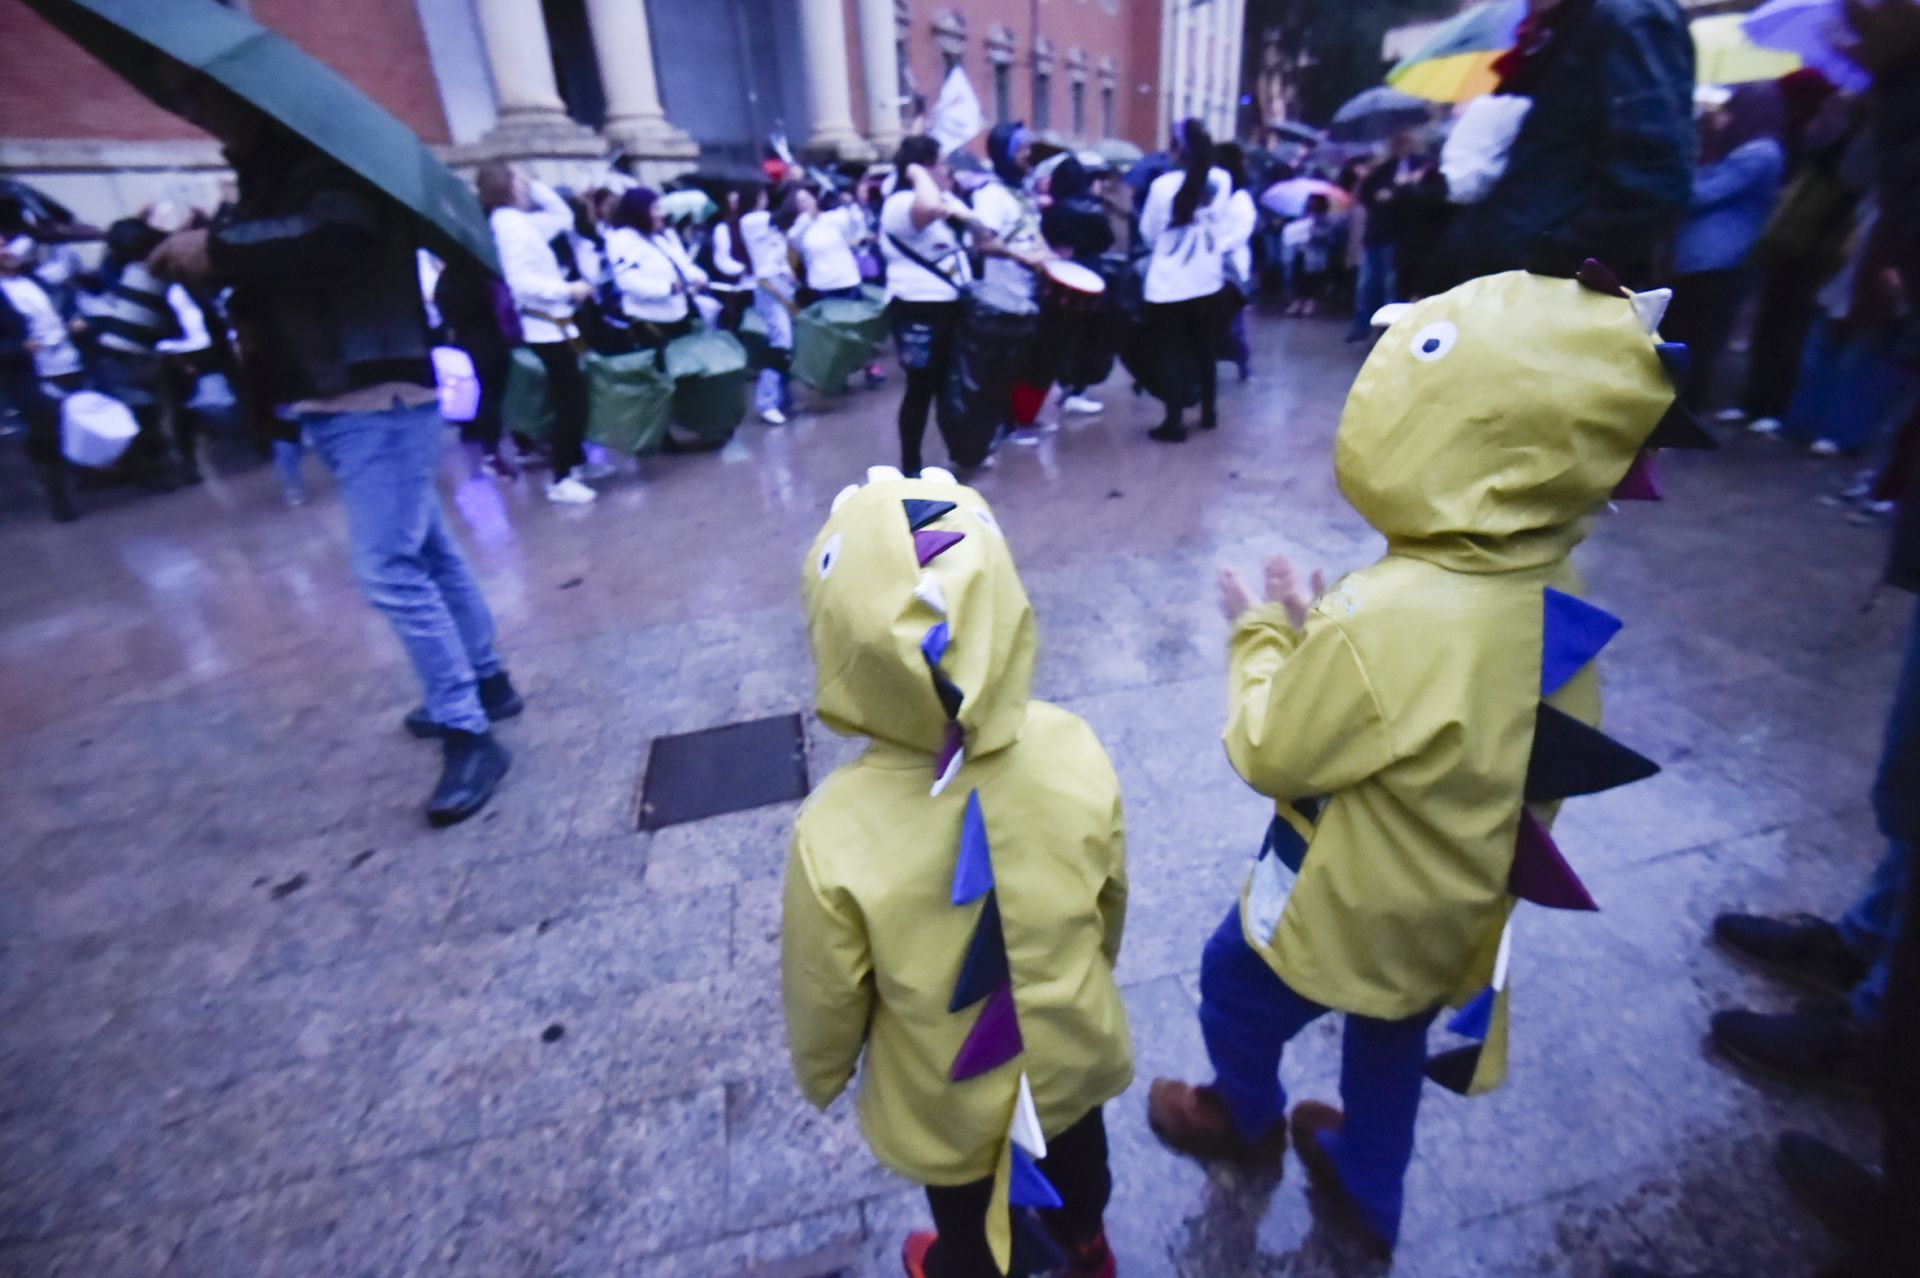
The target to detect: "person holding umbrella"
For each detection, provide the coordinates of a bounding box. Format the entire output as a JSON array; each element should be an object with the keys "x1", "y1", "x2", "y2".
[{"x1": 142, "y1": 72, "x2": 519, "y2": 828}]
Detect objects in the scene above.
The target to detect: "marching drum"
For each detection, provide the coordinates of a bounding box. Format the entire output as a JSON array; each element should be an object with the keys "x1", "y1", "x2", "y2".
[{"x1": 1038, "y1": 259, "x2": 1108, "y2": 315}]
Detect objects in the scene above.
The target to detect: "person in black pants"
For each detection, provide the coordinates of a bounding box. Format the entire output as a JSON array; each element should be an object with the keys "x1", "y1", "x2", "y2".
[
  {"x1": 878, "y1": 137, "x2": 971, "y2": 477},
  {"x1": 922, "y1": 1107, "x2": 1113, "y2": 1277}
]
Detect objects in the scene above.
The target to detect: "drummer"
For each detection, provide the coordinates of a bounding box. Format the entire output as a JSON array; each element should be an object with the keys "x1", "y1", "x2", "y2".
[
  {"x1": 878, "y1": 136, "x2": 1043, "y2": 477},
  {"x1": 975, "y1": 124, "x2": 1059, "y2": 437},
  {"x1": 713, "y1": 183, "x2": 800, "y2": 426},
  {"x1": 1039, "y1": 156, "x2": 1117, "y2": 416}
]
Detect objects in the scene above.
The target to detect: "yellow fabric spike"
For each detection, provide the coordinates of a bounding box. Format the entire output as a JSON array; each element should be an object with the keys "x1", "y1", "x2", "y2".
[
  {"x1": 986, "y1": 1129, "x2": 1015, "y2": 1274},
  {"x1": 1465, "y1": 982, "x2": 1511, "y2": 1095}
]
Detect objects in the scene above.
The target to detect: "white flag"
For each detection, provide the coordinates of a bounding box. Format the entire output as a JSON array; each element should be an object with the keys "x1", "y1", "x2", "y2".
[{"x1": 930, "y1": 66, "x2": 985, "y2": 157}]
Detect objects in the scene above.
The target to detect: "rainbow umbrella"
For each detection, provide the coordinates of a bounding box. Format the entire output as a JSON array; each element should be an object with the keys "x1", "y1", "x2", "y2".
[
  {"x1": 1386, "y1": 0, "x2": 1524, "y2": 104},
  {"x1": 1692, "y1": 13, "x2": 1802, "y2": 86}
]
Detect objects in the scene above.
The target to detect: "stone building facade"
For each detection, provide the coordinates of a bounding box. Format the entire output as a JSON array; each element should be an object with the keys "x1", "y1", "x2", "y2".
[{"x1": 0, "y1": 0, "x2": 1242, "y2": 228}]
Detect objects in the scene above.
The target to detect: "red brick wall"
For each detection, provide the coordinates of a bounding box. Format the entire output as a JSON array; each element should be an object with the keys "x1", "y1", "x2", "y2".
[
  {"x1": 895, "y1": 0, "x2": 1161, "y2": 150},
  {"x1": 0, "y1": 0, "x2": 448, "y2": 144}
]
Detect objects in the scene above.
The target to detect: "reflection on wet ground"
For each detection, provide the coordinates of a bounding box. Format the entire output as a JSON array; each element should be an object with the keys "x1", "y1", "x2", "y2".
[{"x1": 0, "y1": 312, "x2": 1902, "y2": 1274}]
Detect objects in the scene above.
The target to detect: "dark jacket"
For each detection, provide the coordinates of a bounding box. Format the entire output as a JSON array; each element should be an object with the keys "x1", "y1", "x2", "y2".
[
  {"x1": 1878, "y1": 56, "x2": 1920, "y2": 594},
  {"x1": 210, "y1": 144, "x2": 432, "y2": 407},
  {"x1": 1437, "y1": 0, "x2": 1696, "y2": 287}
]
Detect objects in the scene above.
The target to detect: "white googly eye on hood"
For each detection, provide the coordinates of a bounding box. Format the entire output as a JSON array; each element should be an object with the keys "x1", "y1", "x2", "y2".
[
  {"x1": 970, "y1": 506, "x2": 1004, "y2": 537},
  {"x1": 816, "y1": 533, "x2": 844, "y2": 580},
  {"x1": 1409, "y1": 320, "x2": 1458, "y2": 362}
]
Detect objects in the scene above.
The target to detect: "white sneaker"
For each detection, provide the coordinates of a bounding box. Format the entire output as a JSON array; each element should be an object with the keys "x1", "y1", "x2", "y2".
[
  {"x1": 1712, "y1": 407, "x2": 1748, "y2": 424},
  {"x1": 1061, "y1": 394, "x2": 1104, "y2": 415},
  {"x1": 574, "y1": 459, "x2": 616, "y2": 482},
  {"x1": 546, "y1": 475, "x2": 597, "y2": 505},
  {"x1": 1748, "y1": 417, "x2": 1783, "y2": 436},
  {"x1": 760, "y1": 407, "x2": 788, "y2": 425},
  {"x1": 1809, "y1": 438, "x2": 1842, "y2": 457}
]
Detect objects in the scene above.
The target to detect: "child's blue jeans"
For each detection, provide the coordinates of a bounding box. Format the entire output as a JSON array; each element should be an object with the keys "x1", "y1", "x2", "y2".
[{"x1": 1198, "y1": 906, "x2": 1438, "y2": 1246}]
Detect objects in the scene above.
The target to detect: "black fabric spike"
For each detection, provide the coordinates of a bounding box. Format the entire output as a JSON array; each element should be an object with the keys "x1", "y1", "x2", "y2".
[
  {"x1": 1424, "y1": 1045, "x2": 1481, "y2": 1095},
  {"x1": 903, "y1": 498, "x2": 958, "y2": 531},
  {"x1": 1011, "y1": 1208, "x2": 1071, "y2": 1273},
  {"x1": 931, "y1": 670, "x2": 965, "y2": 720},
  {"x1": 1526, "y1": 704, "x2": 1661, "y2": 802},
  {"x1": 949, "y1": 889, "x2": 1009, "y2": 1012},
  {"x1": 1646, "y1": 399, "x2": 1719, "y2": 451},
  {"x1": 1575, "y1": 258, "x2": 1627, "y2": 297}
]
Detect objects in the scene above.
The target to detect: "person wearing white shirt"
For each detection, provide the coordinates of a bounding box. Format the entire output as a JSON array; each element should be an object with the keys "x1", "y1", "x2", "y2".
[
  {"x1": 1136, "y1": 118, "x2": 1234, "y2": 443},
  {"x1": 715, "y1": 187, "x2": 799, "y2": 424},
  {"x1": 478, "y1": 163, "x2": 597, "y2": 505},
  {"x1": 974, "y1": 123, "x2": 1046, "y2": 302},
  {"x1": 879, "y1": 138, "x2": 973, "y2": 475},
  {"x1": 606, "y1": 187, "x2": 707, "y2": 337},
  {"x1": 789, "y1": 195, "x2": 868, "y2": 299},
  {"x1": 0, "y1": 235, "x2": 82, "y2": 520}
]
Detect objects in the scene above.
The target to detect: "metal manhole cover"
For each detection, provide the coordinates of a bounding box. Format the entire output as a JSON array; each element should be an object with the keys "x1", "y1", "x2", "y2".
[{"x1": 636, "y1": 713, "x2": 810, "y2": 831}]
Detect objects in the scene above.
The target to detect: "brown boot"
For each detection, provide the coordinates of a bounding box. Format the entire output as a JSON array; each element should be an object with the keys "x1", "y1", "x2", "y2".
[
  {"x1": 1290, "y1": 1101, "x2": 1393, "y2": 1257},
  {"x1": 1146, "y1": 1079, "x2": 1286, "y2": 1166}
]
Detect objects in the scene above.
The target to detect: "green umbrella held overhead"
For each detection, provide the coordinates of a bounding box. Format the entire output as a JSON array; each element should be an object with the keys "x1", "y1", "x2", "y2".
[{"x1": 19, "y1": 0, "x2": 500, "y2": 274}]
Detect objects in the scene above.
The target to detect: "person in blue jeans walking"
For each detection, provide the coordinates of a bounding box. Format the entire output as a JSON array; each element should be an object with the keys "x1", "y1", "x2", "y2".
[
  {"x1": 146, "y1": 88, "x2": 516, "y2": 826},
  {"x1": 1344, "y1": 132, "x2": 1426, "y2": 343}
]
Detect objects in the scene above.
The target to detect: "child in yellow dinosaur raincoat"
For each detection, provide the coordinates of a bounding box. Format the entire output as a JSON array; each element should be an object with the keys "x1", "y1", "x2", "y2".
[
  {"x1": 1148, "y1": 263, "x2": 1706, "y2": 1253},
  {"x1": 783, "y1": 466, "x2": 1132, "y2": 1278}
]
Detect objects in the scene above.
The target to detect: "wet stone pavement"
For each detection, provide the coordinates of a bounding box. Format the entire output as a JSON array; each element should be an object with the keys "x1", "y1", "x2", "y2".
[{"x1": 0, "y1": 311, "x2": 1906, "y2": 1277}]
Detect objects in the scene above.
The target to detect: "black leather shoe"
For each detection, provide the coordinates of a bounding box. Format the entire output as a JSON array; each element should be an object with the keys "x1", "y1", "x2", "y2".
[
  {"x1": 1713, "y1": 912, "x2": 1869, "y2": 999},
  {"x1": 404, "y1": 672, "x2": 525, "y2": 738},
  {"x1": 1710, "y1": 1004, "x2": 1874, "y2": 1096},
  {"x1": 425, "y1": 730, "x2": 510, "y2": 827},
  {"x1": 1148, "y1": 422, "x2": 1188, "y2": 444}
]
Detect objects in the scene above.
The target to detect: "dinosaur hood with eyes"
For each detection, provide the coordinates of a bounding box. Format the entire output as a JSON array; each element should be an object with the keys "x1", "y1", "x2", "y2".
[
  {"x1": 1225, "y1": 264, "x2": 1706, "y2": 1099},
  {"x1": 785, "y1": 468, "x2": 1132, "y2": 1275}
]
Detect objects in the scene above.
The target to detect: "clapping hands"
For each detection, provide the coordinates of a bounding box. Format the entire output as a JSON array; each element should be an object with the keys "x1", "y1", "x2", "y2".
[{"x1": 1219, "y1": 556, "x2": 1326, "y2": 629}]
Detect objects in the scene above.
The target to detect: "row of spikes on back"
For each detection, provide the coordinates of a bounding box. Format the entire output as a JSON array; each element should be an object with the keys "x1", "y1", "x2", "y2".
[
  {"x1": 908, "y1": 497, "x2": 1068, "y2": 1272},
  {"x1": 1425, "y1": 582, "x2": 1661, "y2": 1095},
  {"x1": 1577, "y1": 258, "x2": 1721, "y2": 506}
]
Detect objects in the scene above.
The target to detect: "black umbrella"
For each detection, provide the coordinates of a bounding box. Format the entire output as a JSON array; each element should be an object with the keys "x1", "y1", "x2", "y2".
[
  {"x1": 20, "y1": 0, "x2": 499, "y2": 273},
  {"x1": 1327, "y1": 87, "x2": 1435, "y2": 144}
]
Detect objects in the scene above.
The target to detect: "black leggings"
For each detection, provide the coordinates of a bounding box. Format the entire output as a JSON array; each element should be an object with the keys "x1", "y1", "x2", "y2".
[
  {"x1": 923, "y1": 1106, "x2": 1111, "y2": 1278},
  {"x1": 890, "y1": 300, "x2": 960, "y2": 476},
  {"x1": 1149, "y1": 294, "x2": 1219, "y2": 424},
  {"x1": 528, "y1": 340, "x2": 588, "y2": 476}
]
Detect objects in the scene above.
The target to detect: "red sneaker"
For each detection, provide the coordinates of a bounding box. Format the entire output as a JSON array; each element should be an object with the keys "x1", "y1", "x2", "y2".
[
  {"x1": 1058, "y1": 1225, "x2": 1118, "y2": 1278},
  {"x1": 902, "y1": 1230, "x2": 937, "y2": 1278}
]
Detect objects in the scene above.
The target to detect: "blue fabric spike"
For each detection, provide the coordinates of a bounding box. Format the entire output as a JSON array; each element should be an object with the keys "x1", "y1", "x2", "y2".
[
  {"x1": 1541, "y1": 588, "x2": 1623, "y2": 696},
  {"x1": 1447, "y1": 987, "x2": 1495, "y2": 1041},
  {"x1": 1009, "y1": 1145, "x2": 1065, "y2": 1210},
  {"x1": 1655, "y1": 341, "x2": 1690, "y2": 386},
  {"x1": 949, "y1": 889, "x2": 1009, "y2": 1011},
  {"x1": 921, "y1": 621, "x2": 951, "y2": 669},
  {"x1": 902, "y1": 498, "x2": 958, "y2": 531},
  {"x1": 950, "y1": 789, "x2": 994, "y2": 905}
]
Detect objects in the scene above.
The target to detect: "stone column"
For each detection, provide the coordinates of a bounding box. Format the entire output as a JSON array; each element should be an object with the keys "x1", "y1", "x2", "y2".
[
  {"x1": 471, "y1": 0, "x2": 594, "y2": 145},
  {"x1": 583, "y1": 0, "x2": 697, "y2": 157},
  {"x1": 856, "y1": 0, "x2": 903, "y2": 154},
  {"x1": 798, "y1": 0, "x2": 872, "y2": 158}
]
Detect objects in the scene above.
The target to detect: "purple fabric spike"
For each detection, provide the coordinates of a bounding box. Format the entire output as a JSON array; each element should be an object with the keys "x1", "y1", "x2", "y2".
[
  {"x1": 935, "y1": 721, "x2": 964, "y2": 777},
  {"x1": 950, "y1": 790, "x2": 994, "y2": 906},
  {"x1": 914, "y1": 529, "x2": 965, "y2": 566},
  {"x1": 1541, "y1": 587, "x2": 1623, "y2": 697},
  {"x1": 1576, "y1": 258, "x2": 1626, "y2": 297},
  {"x1": 951, "y1": 983, "x2": 1023, "y2": 1080},
  {"x1": 1509, "y1": 809, "x2": 1599, "y2": 911},
  {"x1": 1613, "y1": 452, "x2": 1662, "y2": 501},
  {"x1": 1010, "y1": 1146, "x2": 1065, "y2": 1210},
  {"x1": 921, "y1": 621, "x2": 951, "y2": 669},
  {"x1": 1447, "y1": 987, "x2": 1495, "y2": 1040}
]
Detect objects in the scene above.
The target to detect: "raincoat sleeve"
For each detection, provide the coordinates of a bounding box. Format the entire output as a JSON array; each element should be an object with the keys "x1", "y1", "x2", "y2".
[
  {"x1": 781, "y1": 826, "x2": 875, "y2": 1110},
  {"x1": 1223, "y1": 602, "x2": 1398, "y2": 801},
  {"x1": 1097, "y1": 792, "x2": 1128, "y2": 968}
]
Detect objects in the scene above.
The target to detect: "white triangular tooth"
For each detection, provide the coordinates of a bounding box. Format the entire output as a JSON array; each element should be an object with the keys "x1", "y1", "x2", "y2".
[
  {"x1": 1370, "y1": 302, "x2": 1412, "y2": 329},
  {"x1": 1009, "y1": 1073, "x2": 1047, "y2": 1159},
  {"x1": 930, "y1": 745, "x2": 965, "y2": 797},
  {"x1": 830, "y1": 483, "x2": 861, "y2": 513},
  {"x1": 866, "y1": 465, "x2": 904, "y2": 484},
  {"x1": 920, "y1": 466, "x2": 957, "y2": 485},
  {"x1": 1630, "y1": 288, "x2": 1671, "y2": 335},
  {"x1": 1492, "y1": 916, "x2": 1514, "y2": 991},
  {"x1": 914, "y1": 573, "x2": 949, "y2": 615}
]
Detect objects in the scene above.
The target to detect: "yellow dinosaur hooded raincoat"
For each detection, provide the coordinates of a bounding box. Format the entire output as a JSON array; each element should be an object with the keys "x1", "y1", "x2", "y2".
[
  {"x1": 784, "y1": 469, "x2": 1133, "y2": 1272},
  {"x1": 1228, "y1": 268, "x2": 1686, "y2": 1096}
]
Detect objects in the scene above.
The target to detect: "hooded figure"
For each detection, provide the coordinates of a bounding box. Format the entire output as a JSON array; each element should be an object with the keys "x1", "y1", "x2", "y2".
[
  {"x1": 784, "y1": 467, "x2": 1131, "y2": 1277},
  {"x1": 973, "y1": 123, "x2": 1044, "y2": 302},
  {"x1": 1150, "y1": 263, "x2": 1708, "y2": 1254}
]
